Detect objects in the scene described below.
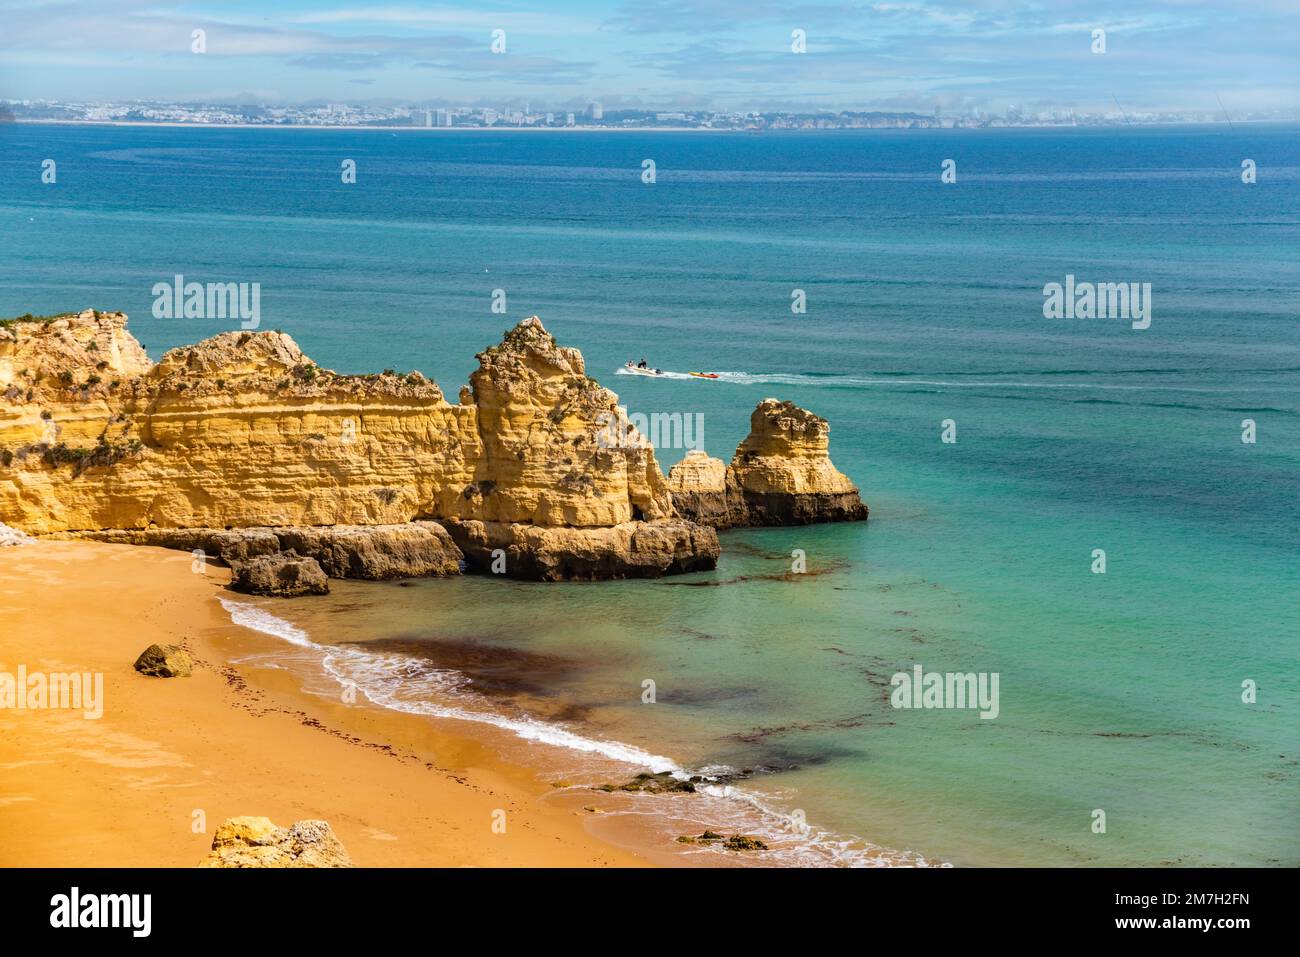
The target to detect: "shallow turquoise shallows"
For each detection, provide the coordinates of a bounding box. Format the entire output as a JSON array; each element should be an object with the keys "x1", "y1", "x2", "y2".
[{"x1": 2, "y1": 124, "x2": 1296, "y2": 865}]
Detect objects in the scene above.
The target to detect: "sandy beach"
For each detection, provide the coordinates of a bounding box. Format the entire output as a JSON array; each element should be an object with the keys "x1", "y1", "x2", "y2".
[{"x1": 0, "y1": 540, "x2": 649, "y2": 867}]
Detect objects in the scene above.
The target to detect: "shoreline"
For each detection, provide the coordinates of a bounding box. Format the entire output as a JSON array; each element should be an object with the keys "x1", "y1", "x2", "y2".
[
  {"x1": 214, "y1": 580, "x2": 926, "y2": 868},
  {"x1": 0, "y1": 540, "x2": 653, "y2": 867},
  {"x1": 0, "y1": 538, "x2": 929, "y2": 868},
  {"x1": 5, "y1": 119, "x2": 1277, "y2": 133}
]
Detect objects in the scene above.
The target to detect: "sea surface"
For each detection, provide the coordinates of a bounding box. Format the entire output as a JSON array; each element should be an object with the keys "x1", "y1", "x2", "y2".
[{"x1": 2, "y1": 123, "x2": 1297, "y2": 866}]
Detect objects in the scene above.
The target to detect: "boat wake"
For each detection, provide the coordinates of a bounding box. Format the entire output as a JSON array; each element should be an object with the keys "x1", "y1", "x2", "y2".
[
  {"x1": 613, "y1": 368, "x2": 1295, "y2": 413},
  {"x1": 621, "y1": 367, "x2": 1284, "y2": 392},
  {"x1": 615, "y1": 367, "x2": 700, "y2": 380}
]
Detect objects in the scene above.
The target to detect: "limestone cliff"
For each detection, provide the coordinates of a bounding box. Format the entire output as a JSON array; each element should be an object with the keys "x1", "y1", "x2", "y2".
[
  {"x1": 0, "y1": 310, "x2": 716, "y2": 580},
  {"x1": 667, "y1": 398, "x2": 868, "y2": 528}
]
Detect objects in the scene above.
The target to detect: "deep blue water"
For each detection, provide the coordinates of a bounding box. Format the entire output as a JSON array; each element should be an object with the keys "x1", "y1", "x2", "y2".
[{"x1": 2, "y1": 123, "x2": 1297, "y2": 865}]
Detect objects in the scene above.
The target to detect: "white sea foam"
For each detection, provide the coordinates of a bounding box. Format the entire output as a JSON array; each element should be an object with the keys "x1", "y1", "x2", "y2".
[
  {"x1": 218, "y1": 596, "x2": 932, "y2": 867},
  {"x1": 218, "y1": 597, "x2": 679, "y2": 772},
  {"x1": 614, "y1": 367, "x2": 696, "y2": 380},
  {"x1": 219, "y1": 596, "x2": 313, "y2": 648},
  {"x1": 688, "y1": 780, "x2": 934, "y2": 867}
]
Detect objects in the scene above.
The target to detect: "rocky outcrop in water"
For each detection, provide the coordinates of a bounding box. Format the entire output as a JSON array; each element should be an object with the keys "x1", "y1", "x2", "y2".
[
  {"x1": 444, "y1": 518, "x2": 719, "y2": 581},
  {"x1": 229, "y1": 551, "x2": 330, "y2": 597},
  {"x1": 199, "y1": 816, "x2": 353, "y2": 868},
  {"x1": 667, "y1": 399, "x2": 868, "y2": 529},
  {"x1": 675, "y1": 830, "x2": 770, "y2": 851},
  {"x1": 0, "y1": 312, "x2": 867, "y2": 580}
]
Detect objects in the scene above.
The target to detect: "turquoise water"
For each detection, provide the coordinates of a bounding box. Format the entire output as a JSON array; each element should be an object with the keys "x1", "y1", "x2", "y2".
[{"x1": 2, "y1": 124, "x2": 1297, "y2": 865}]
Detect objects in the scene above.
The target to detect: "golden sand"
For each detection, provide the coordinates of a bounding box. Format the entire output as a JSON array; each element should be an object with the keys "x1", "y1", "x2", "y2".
[{"x1": 0, "y1": 540, "x2": 649, "y2": 867}]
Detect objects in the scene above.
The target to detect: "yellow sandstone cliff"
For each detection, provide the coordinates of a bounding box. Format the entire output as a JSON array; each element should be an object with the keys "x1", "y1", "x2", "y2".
[
  {"x1": 0, "y1": 310, "x2": 714, "y2": 579},
  {"x1": 1, "y1": 311, "x2": 865, "y2": 580}
]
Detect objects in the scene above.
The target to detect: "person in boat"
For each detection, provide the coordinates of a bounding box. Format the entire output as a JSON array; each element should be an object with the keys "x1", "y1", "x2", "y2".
[{"x1": 637, "y1": 358, "x2": 648, "y2": 369}]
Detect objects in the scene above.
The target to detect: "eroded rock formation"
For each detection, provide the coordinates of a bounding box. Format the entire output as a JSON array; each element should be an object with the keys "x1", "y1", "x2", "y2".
[
  {"x1": 0, "y1": 310, "x2": 718, "y2": 579},
  {"x1": 1, "y1": 313, "x2": 865, "y2": 580},
  {"x1": 667, "y1": 399, "x2": 868, "y2": 528},
  {"x1": 59, "y1": 521, "x2": 465, "y2": 579},
  {"x1": 199, "y1": 816, "x2": 353, "y2": 868},
  {"x1": 229, "y1": 551, "x2": 330, "y2": 597}
]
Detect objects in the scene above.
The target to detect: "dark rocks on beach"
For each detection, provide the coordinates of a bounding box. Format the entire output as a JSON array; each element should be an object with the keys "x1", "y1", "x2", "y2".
[
  {"x1": 592, "y1": 771, "x2": 698, "y2": 794},
  {"x1": 228, "y1": 550, "x2": 330, "y2": 597},
  {"x1": 133, "y1": 643, "x2": 193, "y2": 678},
  {"x1": 677, "y1": 829, "x2": 727, "y2": 845},
  {"x1": 273, "y1": 521, "x2": 463, "y2": 579},
  {"x1": 676, "y1": 830, "x2": 769, "y2": 851},
  {"x1": 68, "y1": 522, "x2": 465, "y2": 581}
]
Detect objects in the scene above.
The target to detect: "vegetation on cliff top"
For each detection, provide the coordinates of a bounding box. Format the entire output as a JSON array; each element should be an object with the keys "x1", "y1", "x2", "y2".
[{"x1": 0, "y1": 311, "x2": 87, "y2": 330}]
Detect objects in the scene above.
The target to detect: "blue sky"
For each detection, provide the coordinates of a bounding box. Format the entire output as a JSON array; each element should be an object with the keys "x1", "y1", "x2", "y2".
[{"x1": 1, "y1": 0, "x2": 1297, "y2": 113}]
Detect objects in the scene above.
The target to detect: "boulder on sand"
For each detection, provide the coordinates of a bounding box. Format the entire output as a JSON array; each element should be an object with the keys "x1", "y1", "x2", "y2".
[
  {"x1": 199, "y1": 816, "x2": 353, "y2": 868},
  {"x1": 133, "y1": 643, "x2": 193, "y2": 678}
]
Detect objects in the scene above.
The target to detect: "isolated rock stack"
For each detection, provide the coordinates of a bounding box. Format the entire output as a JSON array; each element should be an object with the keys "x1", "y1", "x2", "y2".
[
  {"x1": 667, "y1": 399, "x2": 868, "y2": 529},
  {"x1": 440, "y1": 316, "x2": 718, "y2": 579}
]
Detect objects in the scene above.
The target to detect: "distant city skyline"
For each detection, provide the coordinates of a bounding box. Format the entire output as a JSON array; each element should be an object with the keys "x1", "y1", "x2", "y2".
[
  {"x1": 9, "y1": 97, "x2": 1289, "y2": 131},
  {"x1": 1, "y1": 1, "x2": 1297, "y2": 116}
]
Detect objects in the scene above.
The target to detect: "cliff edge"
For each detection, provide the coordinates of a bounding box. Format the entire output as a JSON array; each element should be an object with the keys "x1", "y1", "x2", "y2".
[
  {"x1": 2, "y1": 312, "x2": 866, "y2": 580},
  {"x1": 0, "y1": 310, "x2": 716, "y2": 580}
]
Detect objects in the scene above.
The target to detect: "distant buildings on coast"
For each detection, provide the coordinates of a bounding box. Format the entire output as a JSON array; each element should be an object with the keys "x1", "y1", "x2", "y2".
[{"x1": 3, "y1": 98, "x2": 1289, "y2": 130}]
